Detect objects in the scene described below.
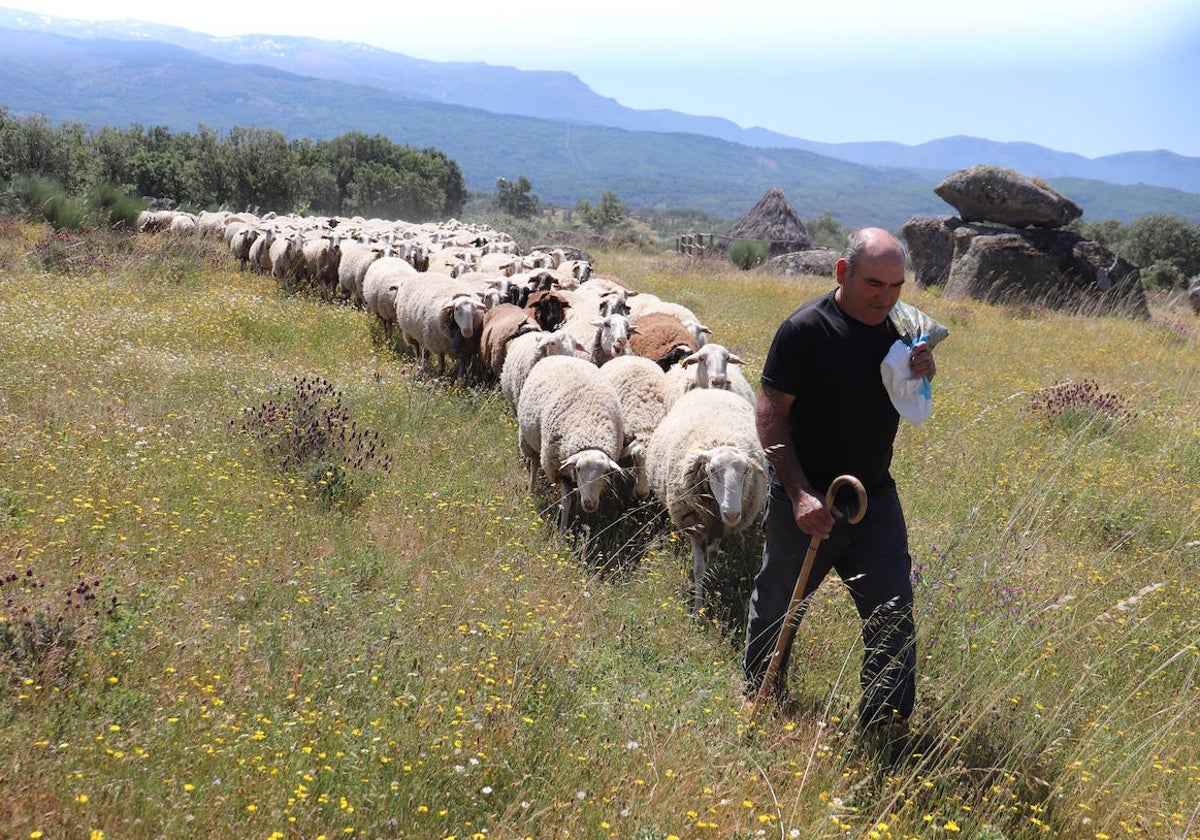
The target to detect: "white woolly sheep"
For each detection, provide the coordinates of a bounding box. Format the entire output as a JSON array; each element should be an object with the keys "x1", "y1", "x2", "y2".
[
  {"x1": 269, "y1": 229, "x2": 308, "y2": 282},
  {"x1": 646, "y1": 387, "x2": 768, "y2": 613},
  {"x1": 246, "y1": 227, "x2": 277, "y2": 274},
  {"x1": 499, "y1": 328, "x2": 587, "y2": 411},
  {"x1": 517, "y1": 355, "x2": 625, "y2": 532},
  {"x1": 228, "y1": 225, "x2": 261, "y2": 272},
  {"x1": 337, "y1": 238, "x2": 385, "y2": 304},
  {"x1": 196, "y1": 210, "x2": 231, "y2": 239},
  {"x1": 168, "y1": 213, "x2": 198, "y2": 236},
  {"x1": 626, "y1": 291, "x2": 699, "y2": 323},
  {"x1": 302, "y1": 230, "x2": 346, "y2": 299},
  {"x1": 362, "y1": 256, "x2": 419, "y2": 339},
  {"x1": 599, "y1": 354, "x2": 671, "y2": 501},
  {"x1": 394, "y1": 273, "x2": 488, "y2": 379},
  {"x1": 663, "y1": 343, "x2": 755, "y2": 408},
  {"x1": 561, "y1": 312, "x2": 638, "y2": 366}
]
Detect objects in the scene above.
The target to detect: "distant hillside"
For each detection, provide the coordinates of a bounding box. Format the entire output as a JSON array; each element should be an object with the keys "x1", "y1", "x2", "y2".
[
  {"x1": 2, "y1": 23, "x2": 1199, "y2": 228},
  {"x1": 4, "y1": 6, "x2": 1197, "y2": 195}
]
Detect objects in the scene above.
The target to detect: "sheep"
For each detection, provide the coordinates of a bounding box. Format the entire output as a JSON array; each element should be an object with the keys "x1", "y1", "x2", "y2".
[
  {"x1": 480, "y1": 303, "x2": 542, "y2": 377},
  {"x1": 626, "y1": 291, "x2": 700, "y2": 324},
  {"x1": 1189, "y1": 278, "x2": 1200, "y2": 314},
  {"x1": 517, "y1": 355, "x2": 625, "y2": 532},
  {"x1": 523, "y1": 289, "x2": 572, "y2": 331},
  {"x1": 477, "y1": 251, "x2": 521, "y2": 277},
  {"x1": 629, "y1": 311, "x2": 699, "y2": 370},
  {"x1": 337, "y1": 238, "x2": 385, "y2": 305},
  {"x1": 599, "y1": 354, "x2": 671, "y2": 501},
  {"x1": 137, "y1": 209, "x2": 175, "y2": 234},
  {"x1": 228, "y1": 225, "x2": 260, "y2": 272},
  {"x1": 646, "y1": 387, "x2": 768, "y2": 613},
  {"x1": 394, "y1": 273, "x2": 488, "y2": 379},
  {"x1": 499, "y1": 328, "x2": 587, "y2": 411},
  {"x1": 247, "y1": 227, "x2": 277, "y2": 273},
  {"x1": 196, "y1": 210, "x2": 231, "y2": 239},
  {"x1": 362, "y1": 256, "x2": 419, "y2": 339},
  {"x1": 626, "y1": 293, "x2": 712, "y2": 344},
  {"x1": 269, "y1": 229, "x2": 308, "y2": 283},
  {"x1": 562, "y1": 312, "x2": 638, "y2": 367},
  {"x1": 302, "y1": 230, "x2": 346, "y2": 299},
  {"x1": 663, "y1": 343, "x2": 755, "y2": 408},
  {"x1": 168, "y1": 212, "x2": 198, "y2": 236}
]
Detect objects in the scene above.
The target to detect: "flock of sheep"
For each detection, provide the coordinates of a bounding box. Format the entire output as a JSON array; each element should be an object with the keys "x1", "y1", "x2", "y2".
[{"x1": 140, "y1": 207, "x2": 771, "y2": 610}]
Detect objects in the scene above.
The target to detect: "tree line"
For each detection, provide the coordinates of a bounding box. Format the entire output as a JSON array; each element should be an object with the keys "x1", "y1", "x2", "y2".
[
  {"x1": 2, "y1": 108, "x2": 1196, "y2": 287},
  {"x1": 0, "y1": 109, "x2": 466, "y2": 223}
]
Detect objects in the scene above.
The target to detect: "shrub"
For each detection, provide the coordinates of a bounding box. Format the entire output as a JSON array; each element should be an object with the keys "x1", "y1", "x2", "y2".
[
  {"x1": 231, "y1": 375, "x2": 392, "y2": 511},
  {"x1": 729, "y1": 238, "x2": 769, "y2": 270},
  {"x1": 0, "y1": 568, "x2": 119, "y2": 686},
  {"x1": 1140, "y1": 260, "x2": 1186, "y2": 290},
  {"x1": 87, "y1": 182, "x2": 145, "y2": 230},
  {"x1": 1028, "y1": 379, "x2": 1136, "y2": 433}
]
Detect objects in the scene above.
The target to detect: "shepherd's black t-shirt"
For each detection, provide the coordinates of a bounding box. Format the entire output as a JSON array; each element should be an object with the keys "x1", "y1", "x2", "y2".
[{"x1": 760, "y1": 290, "x2": 900, "y2": 497}]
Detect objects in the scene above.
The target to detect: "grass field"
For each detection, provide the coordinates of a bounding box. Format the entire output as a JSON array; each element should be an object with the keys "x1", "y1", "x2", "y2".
[{"x1": 1, "y1": 221, "x2": 1197, "y2": 840}]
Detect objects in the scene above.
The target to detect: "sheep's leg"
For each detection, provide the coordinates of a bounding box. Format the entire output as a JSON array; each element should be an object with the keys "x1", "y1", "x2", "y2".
[
  {"x1": 526, "y1": 456, "x2": 538, "y2": 494},
  {"x1": 558, "y1": 481, "x2": 575, "y2": 533},
  {"x1": 690, "y1": 534, "x2": 713, "y2": 614}
]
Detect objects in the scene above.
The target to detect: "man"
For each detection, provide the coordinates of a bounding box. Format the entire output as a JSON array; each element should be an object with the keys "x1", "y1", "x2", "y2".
[{"x1": 742, "y1": 227, "x2": 936, "y2": 744}]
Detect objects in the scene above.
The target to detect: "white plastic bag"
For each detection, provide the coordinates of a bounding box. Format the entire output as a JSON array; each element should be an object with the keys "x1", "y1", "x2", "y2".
[{"x1": 881, "y1": 338, "x2": 933, "y2": 425}]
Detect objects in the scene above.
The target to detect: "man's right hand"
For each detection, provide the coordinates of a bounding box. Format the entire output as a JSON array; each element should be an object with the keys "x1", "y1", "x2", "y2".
[{"x1": 792, "y1": 490, "x2": 834, "y2": 540}]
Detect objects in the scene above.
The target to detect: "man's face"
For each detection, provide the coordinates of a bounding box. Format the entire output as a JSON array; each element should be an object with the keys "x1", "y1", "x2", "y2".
[{"x1": 835, "y1": 245, "x2": 906, "y2": 326}]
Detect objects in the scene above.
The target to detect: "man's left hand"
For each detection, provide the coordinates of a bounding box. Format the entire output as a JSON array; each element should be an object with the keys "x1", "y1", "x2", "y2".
[{"x1": 909, "y1": 341, "x2": 936, "y2": 380}]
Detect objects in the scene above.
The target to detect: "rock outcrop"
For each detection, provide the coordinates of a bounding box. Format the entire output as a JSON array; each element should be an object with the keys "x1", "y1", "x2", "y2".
[
  {"x1": 934, "y1": 164, "x2": 1082, "y2": 229},
  {"x1": 901, "y1": 215, "x2": 961, "y2": 287},
  {"x1": 944, "y1": 224, "x2": 1147, "y2": 317},
  {"x1": 901, "y1": 165, "x2": 1146, "y2": 317},
  {"x1": 766, "y1": 247, "x2": 839, "y2": 278}
]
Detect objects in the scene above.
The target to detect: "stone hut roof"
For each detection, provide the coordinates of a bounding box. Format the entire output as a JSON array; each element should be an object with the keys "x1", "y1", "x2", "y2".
[{"x1": 723, "y1": 188, "x2": 812, "y2": 255}]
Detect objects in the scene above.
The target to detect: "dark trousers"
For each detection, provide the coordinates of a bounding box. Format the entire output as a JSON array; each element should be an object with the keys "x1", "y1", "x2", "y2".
[{"x1": 743, "y1": 481, "x2": 916, "y2": 728}]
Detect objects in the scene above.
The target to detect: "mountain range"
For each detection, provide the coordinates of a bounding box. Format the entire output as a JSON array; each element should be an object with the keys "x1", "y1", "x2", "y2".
[{"x1": 2, "y1": 6, "x2": 1199, "y2": 228}]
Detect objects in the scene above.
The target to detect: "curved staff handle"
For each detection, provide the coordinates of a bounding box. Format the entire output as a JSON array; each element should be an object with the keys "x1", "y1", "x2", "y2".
[{"x1": 743, "y1": 474, "x2": 867, "y2": 726}]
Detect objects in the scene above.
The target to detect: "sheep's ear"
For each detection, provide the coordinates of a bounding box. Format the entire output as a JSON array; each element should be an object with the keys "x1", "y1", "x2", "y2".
[
  {"x1": 590, "y1": 318, "x2": 604, "y2": 326},
  {"x1": 570, "y1": 336, "x2": 587, "y2": 352},
  {"x1": 728, "y1": 352, "x2": 745, "y2": 365},
  {"x1": 559, "y1": 453, "x2": 580, "y2": 475},
  {"x1": 441, "y1": 301, "x2": 455, "y2": 313},
  {"x1": 628, "y1": 324, "x2": 641, "y2": 335},
  {"x1": 681, "y1": 352, "x2": 700, "y2": 367}
]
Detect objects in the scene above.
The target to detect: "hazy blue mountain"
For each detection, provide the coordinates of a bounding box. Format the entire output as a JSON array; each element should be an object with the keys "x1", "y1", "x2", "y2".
[
  {"x1": 3, "y1": 6, "x2": 1196, "y2": 194},
  {"x1": 2, "y1": 17, "x2": 1199, "y2": 227}
]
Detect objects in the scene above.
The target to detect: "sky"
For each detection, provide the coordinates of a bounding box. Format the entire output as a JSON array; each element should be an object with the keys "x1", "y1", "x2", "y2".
[{"x1": 6, "y1": 0, "x2": 1200, "y2": 158}]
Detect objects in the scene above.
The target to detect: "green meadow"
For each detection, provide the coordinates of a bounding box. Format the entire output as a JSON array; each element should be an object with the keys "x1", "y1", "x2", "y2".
[{"x1": 1, "y1": 222, "x2": 1196, "y2": 840}]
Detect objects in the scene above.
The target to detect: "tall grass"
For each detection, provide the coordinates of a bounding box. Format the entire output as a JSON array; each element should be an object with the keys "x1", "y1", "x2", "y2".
[{"x1": 0, "y1": 224, "x2": 1197, "y2": 839}]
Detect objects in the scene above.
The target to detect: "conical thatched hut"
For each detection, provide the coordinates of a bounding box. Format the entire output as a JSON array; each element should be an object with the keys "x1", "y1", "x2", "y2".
[{"x1": 723, "y1": 188, "x2": 812, "y2": 255}]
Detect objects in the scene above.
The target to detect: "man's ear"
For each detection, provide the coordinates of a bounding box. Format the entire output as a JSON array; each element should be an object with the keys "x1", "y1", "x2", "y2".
[{"x1": 835, "y1": 258, "x2": 848, "y2": 284}]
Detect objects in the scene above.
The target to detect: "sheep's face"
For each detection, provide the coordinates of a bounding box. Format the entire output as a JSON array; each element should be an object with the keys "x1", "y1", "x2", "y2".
[
  {"x1": 444, "y1": 294, "x2": 486, "y2": 338},
  {"x1": 560, "y1": 450, "x2": 620, "y2": 513},
  {"x1": 592, "y1": 315, "x2": 634, "y2": 358},
  {"x1": 703, "y1": 446, "x2": 754, "y2": 527},
  {"x1": 684, "y1": 344, "x2": 743, "y2": 390},
  {"x1": 536, "y1": 330, "x2": 585, "y2": 359}
]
